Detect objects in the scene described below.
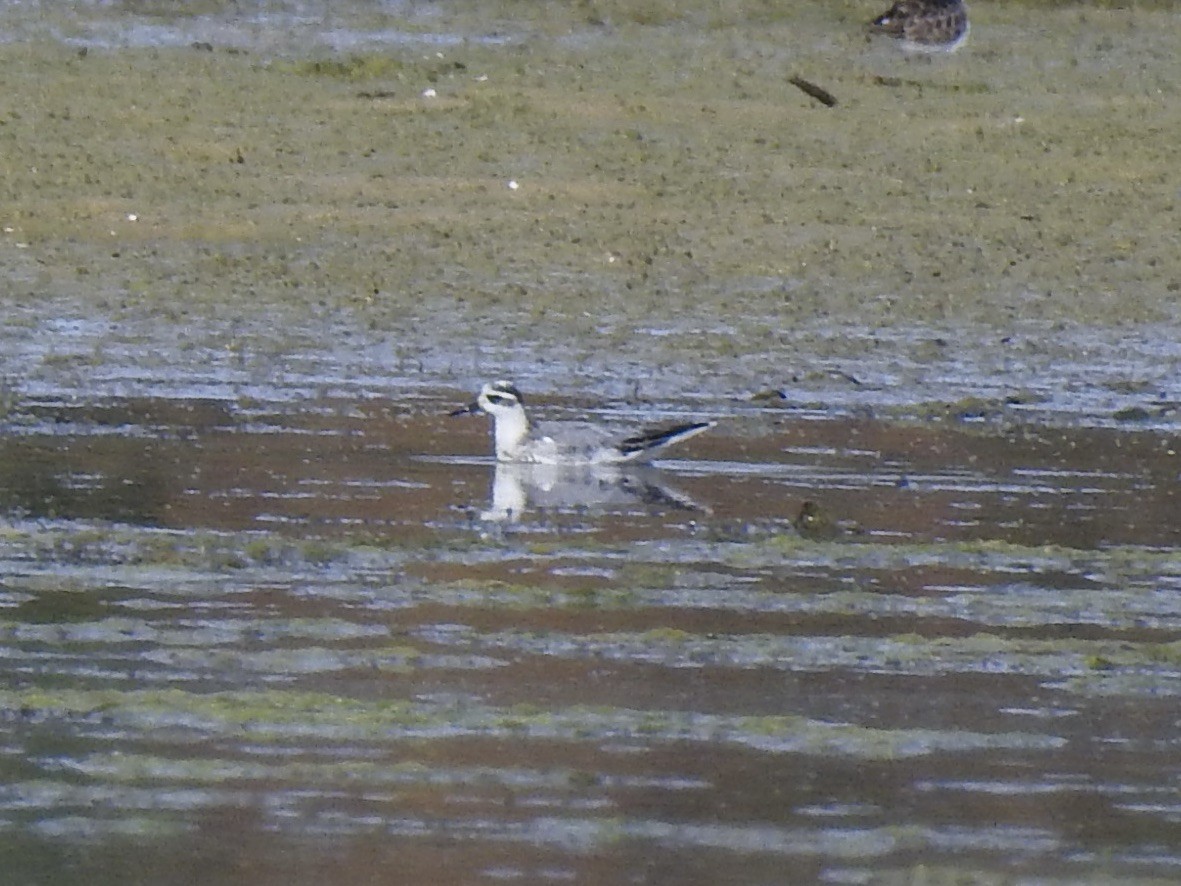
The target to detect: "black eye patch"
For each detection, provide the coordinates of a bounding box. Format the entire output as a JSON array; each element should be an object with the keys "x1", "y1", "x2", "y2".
[
  {"x1": 491, "y1": 384, "x2": 524, "y2": 403},
  {"x1": 486, "y1": 394, "x2": 515, "y2": 406}
]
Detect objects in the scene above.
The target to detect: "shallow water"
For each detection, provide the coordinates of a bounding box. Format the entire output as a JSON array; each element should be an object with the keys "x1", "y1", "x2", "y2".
[
  {"x1": 1, "y1": 393, "x2": 1180, "y2": 884},
  {"x1": 3, "y1": 0, "x2": 1181, "y2": 883}
]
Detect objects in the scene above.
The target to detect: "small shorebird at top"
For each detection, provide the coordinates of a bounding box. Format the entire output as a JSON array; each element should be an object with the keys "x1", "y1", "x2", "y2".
[
  {"x1": 450, "y1": 380, "x2": 715, "y2": 465},
  {"x1": 868, "y1": 0, "x2": 970, "y2": 53}
]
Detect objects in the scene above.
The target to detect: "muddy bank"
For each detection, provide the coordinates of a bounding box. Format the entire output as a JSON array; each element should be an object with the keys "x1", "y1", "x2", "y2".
[{"x1": 0, "y1": 1, "x2": 1179, "y2": 414}]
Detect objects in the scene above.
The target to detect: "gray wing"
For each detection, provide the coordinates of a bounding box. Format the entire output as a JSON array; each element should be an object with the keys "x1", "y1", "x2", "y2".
[{"x1": 532, "y1": 419, "x2": 619, "y2": 462}]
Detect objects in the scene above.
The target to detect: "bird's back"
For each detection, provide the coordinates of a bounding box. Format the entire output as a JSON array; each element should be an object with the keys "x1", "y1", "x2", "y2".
[{"x1": 524, "y1": 420, "x2": 621, "y2": 465}]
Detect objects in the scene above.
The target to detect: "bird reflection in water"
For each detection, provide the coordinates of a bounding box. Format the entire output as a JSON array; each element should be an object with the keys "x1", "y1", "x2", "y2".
[{"x1": 478, "y1": 461, "x2": 708, "y2": 522}]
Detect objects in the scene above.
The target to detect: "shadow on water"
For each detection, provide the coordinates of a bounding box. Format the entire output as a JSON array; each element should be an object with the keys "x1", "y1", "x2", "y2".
[{"x1": 0, "y1": 393, "x2": 1179, "y2": 883}]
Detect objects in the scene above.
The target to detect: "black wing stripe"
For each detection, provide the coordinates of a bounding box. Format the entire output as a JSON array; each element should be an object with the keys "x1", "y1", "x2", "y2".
[{"x1": 618, "y1": 422, "x2": 712, "y2": 456}]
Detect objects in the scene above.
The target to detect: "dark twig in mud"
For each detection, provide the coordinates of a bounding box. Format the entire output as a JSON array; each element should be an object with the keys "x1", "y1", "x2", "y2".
[{"x1": 789, "y1": 75, "x2": 837, "y2": 107}]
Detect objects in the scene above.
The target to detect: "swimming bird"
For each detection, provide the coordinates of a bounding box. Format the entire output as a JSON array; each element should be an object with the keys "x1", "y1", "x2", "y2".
[
  {"x1": 450, "y1": 380, "x2": 715, "y2": 465},
  {"x1": 868, "y1": 0, "x2": 970, "y2": 52}
]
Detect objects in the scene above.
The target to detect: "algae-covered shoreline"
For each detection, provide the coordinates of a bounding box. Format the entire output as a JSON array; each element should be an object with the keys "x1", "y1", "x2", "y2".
[{"x1": 0, "y1": 1, "x2": 1178, "y2": 416}]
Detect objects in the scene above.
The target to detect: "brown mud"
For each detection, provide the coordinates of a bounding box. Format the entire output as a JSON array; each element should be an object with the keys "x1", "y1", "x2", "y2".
[{"x1": 1, "y1": 1, "x2": 1179, "y2": 413}]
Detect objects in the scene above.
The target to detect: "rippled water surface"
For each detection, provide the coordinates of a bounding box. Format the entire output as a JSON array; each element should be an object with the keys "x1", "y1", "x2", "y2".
[
  {"x1": 1, "y1": 392, "x2": 1179, "y2": 884},
  {"x1": 3, "y1": 1, "x2": 1181, "y2": 883}
]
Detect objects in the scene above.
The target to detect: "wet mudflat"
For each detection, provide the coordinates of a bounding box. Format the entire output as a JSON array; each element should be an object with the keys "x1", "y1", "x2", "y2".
[
  {"x1": 1, "y1": 393, "x2": 1179, "y2": 884},
  {"x1": 2, "y1": 0, "x2": 1181, "y2": 883}
]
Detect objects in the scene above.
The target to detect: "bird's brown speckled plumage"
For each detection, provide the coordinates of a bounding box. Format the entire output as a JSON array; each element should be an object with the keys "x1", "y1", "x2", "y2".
[{"x1": 869, "y1": 0, "x2": 969, "y2": 52}]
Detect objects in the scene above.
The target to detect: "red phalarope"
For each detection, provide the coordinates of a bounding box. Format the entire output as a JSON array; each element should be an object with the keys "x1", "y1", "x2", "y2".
[
  {"x1": 450, "y1": 380, "x2": 715, "y2": 465},
  {"x1": 869, "y1": 0, "x2": 969, "y2": 52}
]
